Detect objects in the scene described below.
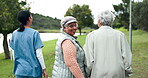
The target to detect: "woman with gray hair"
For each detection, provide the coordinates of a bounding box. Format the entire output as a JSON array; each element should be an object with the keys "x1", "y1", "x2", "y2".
[
  {"x1": 52, "y1": 16, "x2": 87, "y2": 78},
  {"x1": 83, "y1": 10, "x2": 132, "y2": 78}
]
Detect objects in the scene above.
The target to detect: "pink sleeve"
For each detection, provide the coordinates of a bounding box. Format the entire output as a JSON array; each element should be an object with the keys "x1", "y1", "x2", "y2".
[{"x1": 62, "y1": 39, "x2": 84, "y2": 78}]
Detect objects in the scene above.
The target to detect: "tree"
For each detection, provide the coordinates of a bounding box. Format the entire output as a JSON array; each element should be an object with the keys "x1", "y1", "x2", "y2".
[
  {"x1": 132, "y1": 0, "x2": 148, "y2": 31},
  {"x1": 0, "y1": 0, "x2": 27, "y2": 59},
  {"x1": 113, "y1": 0, "x2": 130, "y2": 29},
  {"x1": 65, "y1": 4, "x2": 93, "y2": 35}
]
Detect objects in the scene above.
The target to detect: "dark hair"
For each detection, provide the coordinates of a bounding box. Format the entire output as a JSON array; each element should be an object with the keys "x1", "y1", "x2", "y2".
[{"x1": 17, "y1": 10, "x2": 31, "y2": 32}]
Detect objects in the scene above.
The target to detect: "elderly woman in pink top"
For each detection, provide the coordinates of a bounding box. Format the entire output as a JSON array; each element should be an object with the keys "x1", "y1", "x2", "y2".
[{"x1": 52, "y1": 16, "x2": 87, "y2": 78}]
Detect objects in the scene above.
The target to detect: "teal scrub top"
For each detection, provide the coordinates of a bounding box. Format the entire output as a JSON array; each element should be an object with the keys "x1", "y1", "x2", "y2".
[{"x1": 10, "y1": 28, "x2": 44, "y2": 77}]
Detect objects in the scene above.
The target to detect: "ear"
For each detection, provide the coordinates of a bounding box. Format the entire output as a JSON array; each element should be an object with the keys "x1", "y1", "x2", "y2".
[
  {"x1": 98, "y1": 20, "x2": 102, "y2": 27},
  {"x1": 29, "y1": 17, "x2": 32, "y2": 20},
  {"x1": 27, "y1": 17, "x2": 32, "y2": 24}
]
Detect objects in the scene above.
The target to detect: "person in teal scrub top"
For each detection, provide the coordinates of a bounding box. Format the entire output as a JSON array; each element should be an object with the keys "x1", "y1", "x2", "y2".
[{"x1": 10, "y1": 10, "x2": 48, "y2": 78}]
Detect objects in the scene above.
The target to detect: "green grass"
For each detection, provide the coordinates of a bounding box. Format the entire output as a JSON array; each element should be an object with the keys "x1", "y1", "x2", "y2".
[
  {"x1": 42, "y1": 39, "x2": 57, "y2": 76},
  {"x1": 0, "y1": 28, "x2": 148, "y2": 78},
  {"x1": 0, "y1": 54, "x2": 14, "y2": 78},
  {"x1": 130, "y1": 30, "x2": 148, "y2": 78}
]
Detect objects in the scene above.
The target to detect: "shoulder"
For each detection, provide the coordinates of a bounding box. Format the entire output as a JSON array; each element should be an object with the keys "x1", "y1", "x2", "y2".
[
  {"x1": 86, "y1": 30, "x2": 98, "y2": 38},
  {"x1": 113, "y1": 29, "x2": 125, "y2": 37},
  {"x1": 116, "y1": 30, "x2": 124, "y2": 35},
  {"x1": 26, "y1": 28, "x2": 40, "y2": 38},
  {"x1": 29, "y1": 28, "x2": 38, "y2": 33},
  {"x1": 28, "y1": 28, "x2": 40, "y2": 35},
  {"x1": 58, "y1": 37, "x2": 75, "y2": 49},
  {"x1": 62, "y1": 39, "x2": 75, "y2": 49},
  {"x1": 62, "y1": 39, "x2": 73, "y2": 44},
  {"x1": 58, "y1": 34, "x2": 72, "y2": 42},
  {"x1": 11, "y1": 29, "x2": 19, "y2": 37},
  {"x1": 12, "y1": 29, "x2": 18, "y2": 34}
]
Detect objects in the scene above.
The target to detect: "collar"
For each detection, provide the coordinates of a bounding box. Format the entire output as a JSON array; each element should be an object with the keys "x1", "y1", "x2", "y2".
[
  {"x1": 99, "y1": 26, "x2": 113, "y2": 29},
  {"x1": 62, "y1": 31, "x2": 77, "y2": 40}
]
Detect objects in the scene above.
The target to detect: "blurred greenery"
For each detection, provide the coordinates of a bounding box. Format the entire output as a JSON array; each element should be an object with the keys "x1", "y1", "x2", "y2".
[
  {"x1": 132, "y1": 0, "x2": 148, "y2": 31},
  {"x1": 113, "y1": 0, "x2": 130, "y2": 29},
  {"x1": 112, "y1": 0, "x2": 148, "y2": 31},
  {"x1": 31, "y1": 13, "x2": 61, "y2": 29},
  {"x1": 0, "y1": 28, "x2": 148, "y2": 78}
]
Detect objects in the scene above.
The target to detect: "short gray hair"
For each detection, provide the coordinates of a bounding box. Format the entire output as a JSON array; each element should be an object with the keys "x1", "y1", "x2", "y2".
[{"x1": 98, "y1": 10, "x2": 115, "y2": 26}]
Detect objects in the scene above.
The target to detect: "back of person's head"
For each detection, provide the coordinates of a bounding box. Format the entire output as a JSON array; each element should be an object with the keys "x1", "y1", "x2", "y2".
[
  {"x1": 98, "y1": 10, "x2": 115, "y2": 26},
  {"x1": 17, "y1": 10, "x2": 31, "y2": 32}
]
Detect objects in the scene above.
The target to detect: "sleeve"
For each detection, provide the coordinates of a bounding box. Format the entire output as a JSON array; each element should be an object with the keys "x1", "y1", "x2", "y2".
[
  {"x1": 34, "y1": 31, "x2": 44, "y2": 50},
  {"x1": 36, "y1": 48, "x2": 46, "y2": 69},
  {"x1": 83, "y1": 33, "x2": 94, "y2": 77},
  {"x1": 121, "y1": 33, "x2": 132, "y2": 77},
  {"x1": 62, "y1": 40, "x2": 84, "y2": 78}
]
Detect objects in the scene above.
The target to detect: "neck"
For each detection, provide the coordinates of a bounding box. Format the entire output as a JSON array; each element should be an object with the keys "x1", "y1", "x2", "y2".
[
  {"x1": 99, "y1": 25, "x2": 102, "y2": 27},
  {"x1": 24, "y1": 25, "x2": 30, "y2": 28}
]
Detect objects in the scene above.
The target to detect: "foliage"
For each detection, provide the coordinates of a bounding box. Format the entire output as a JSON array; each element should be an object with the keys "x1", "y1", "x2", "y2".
[
  {"x1": 112, "y1": 0, "x2": 130, "y2": 29},
  {"x1": 65, "y1": 4, "x2": 94, "y2": 35},
  {"x1": 0, "y1": 0, "x2": 22, "y2": 59},
  {"x1": 0, "y1": 29, "x2": 148, "y2": 78},
  {"x1": 132, "y1": 0, "x2": 148, "y2": 31},
  {"x1": 31, "y1": 13, "x2": 61, "y2": 29},
  {"x1": 0, "y1": 0, "x2": 21, "y2": 34}
]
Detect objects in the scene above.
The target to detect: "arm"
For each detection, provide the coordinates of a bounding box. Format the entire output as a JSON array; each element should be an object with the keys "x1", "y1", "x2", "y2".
[
  {"x1": 36, "y1": 48, "x2": 48, "y2": 78},
  {"x1": 62, "y1": 40, "x2": 84, "y2": 78},
  {"x1": 121, "y1": 34, "x2": 132, "y2": 77},
  {"x1": 83, "y1": 34, "x2": 94, "y2": 77}
]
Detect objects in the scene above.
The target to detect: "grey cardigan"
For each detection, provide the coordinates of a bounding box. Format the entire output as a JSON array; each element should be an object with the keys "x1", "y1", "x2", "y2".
[{"x1": 52, "y1": 32, "x2": 87, "y2": 78}]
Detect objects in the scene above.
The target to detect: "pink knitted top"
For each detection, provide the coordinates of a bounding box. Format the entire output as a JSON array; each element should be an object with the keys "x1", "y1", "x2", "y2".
[{"x1": 62, "y1": 39, "x2": 84, "y2": 78}]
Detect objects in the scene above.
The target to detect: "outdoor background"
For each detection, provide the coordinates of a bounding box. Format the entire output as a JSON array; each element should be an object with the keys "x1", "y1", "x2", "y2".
[{"x1": 0, "y1": 0, "x2": 148, "y2": 78}]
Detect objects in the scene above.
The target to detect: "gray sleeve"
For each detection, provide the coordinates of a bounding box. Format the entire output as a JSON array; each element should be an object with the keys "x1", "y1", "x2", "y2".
[
  {"x1": 83, "y1": 33, "x2": 94, "y2": 77},
  {"x1": 121, "y1": 33, "x2": 132, "y2": 77}
]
